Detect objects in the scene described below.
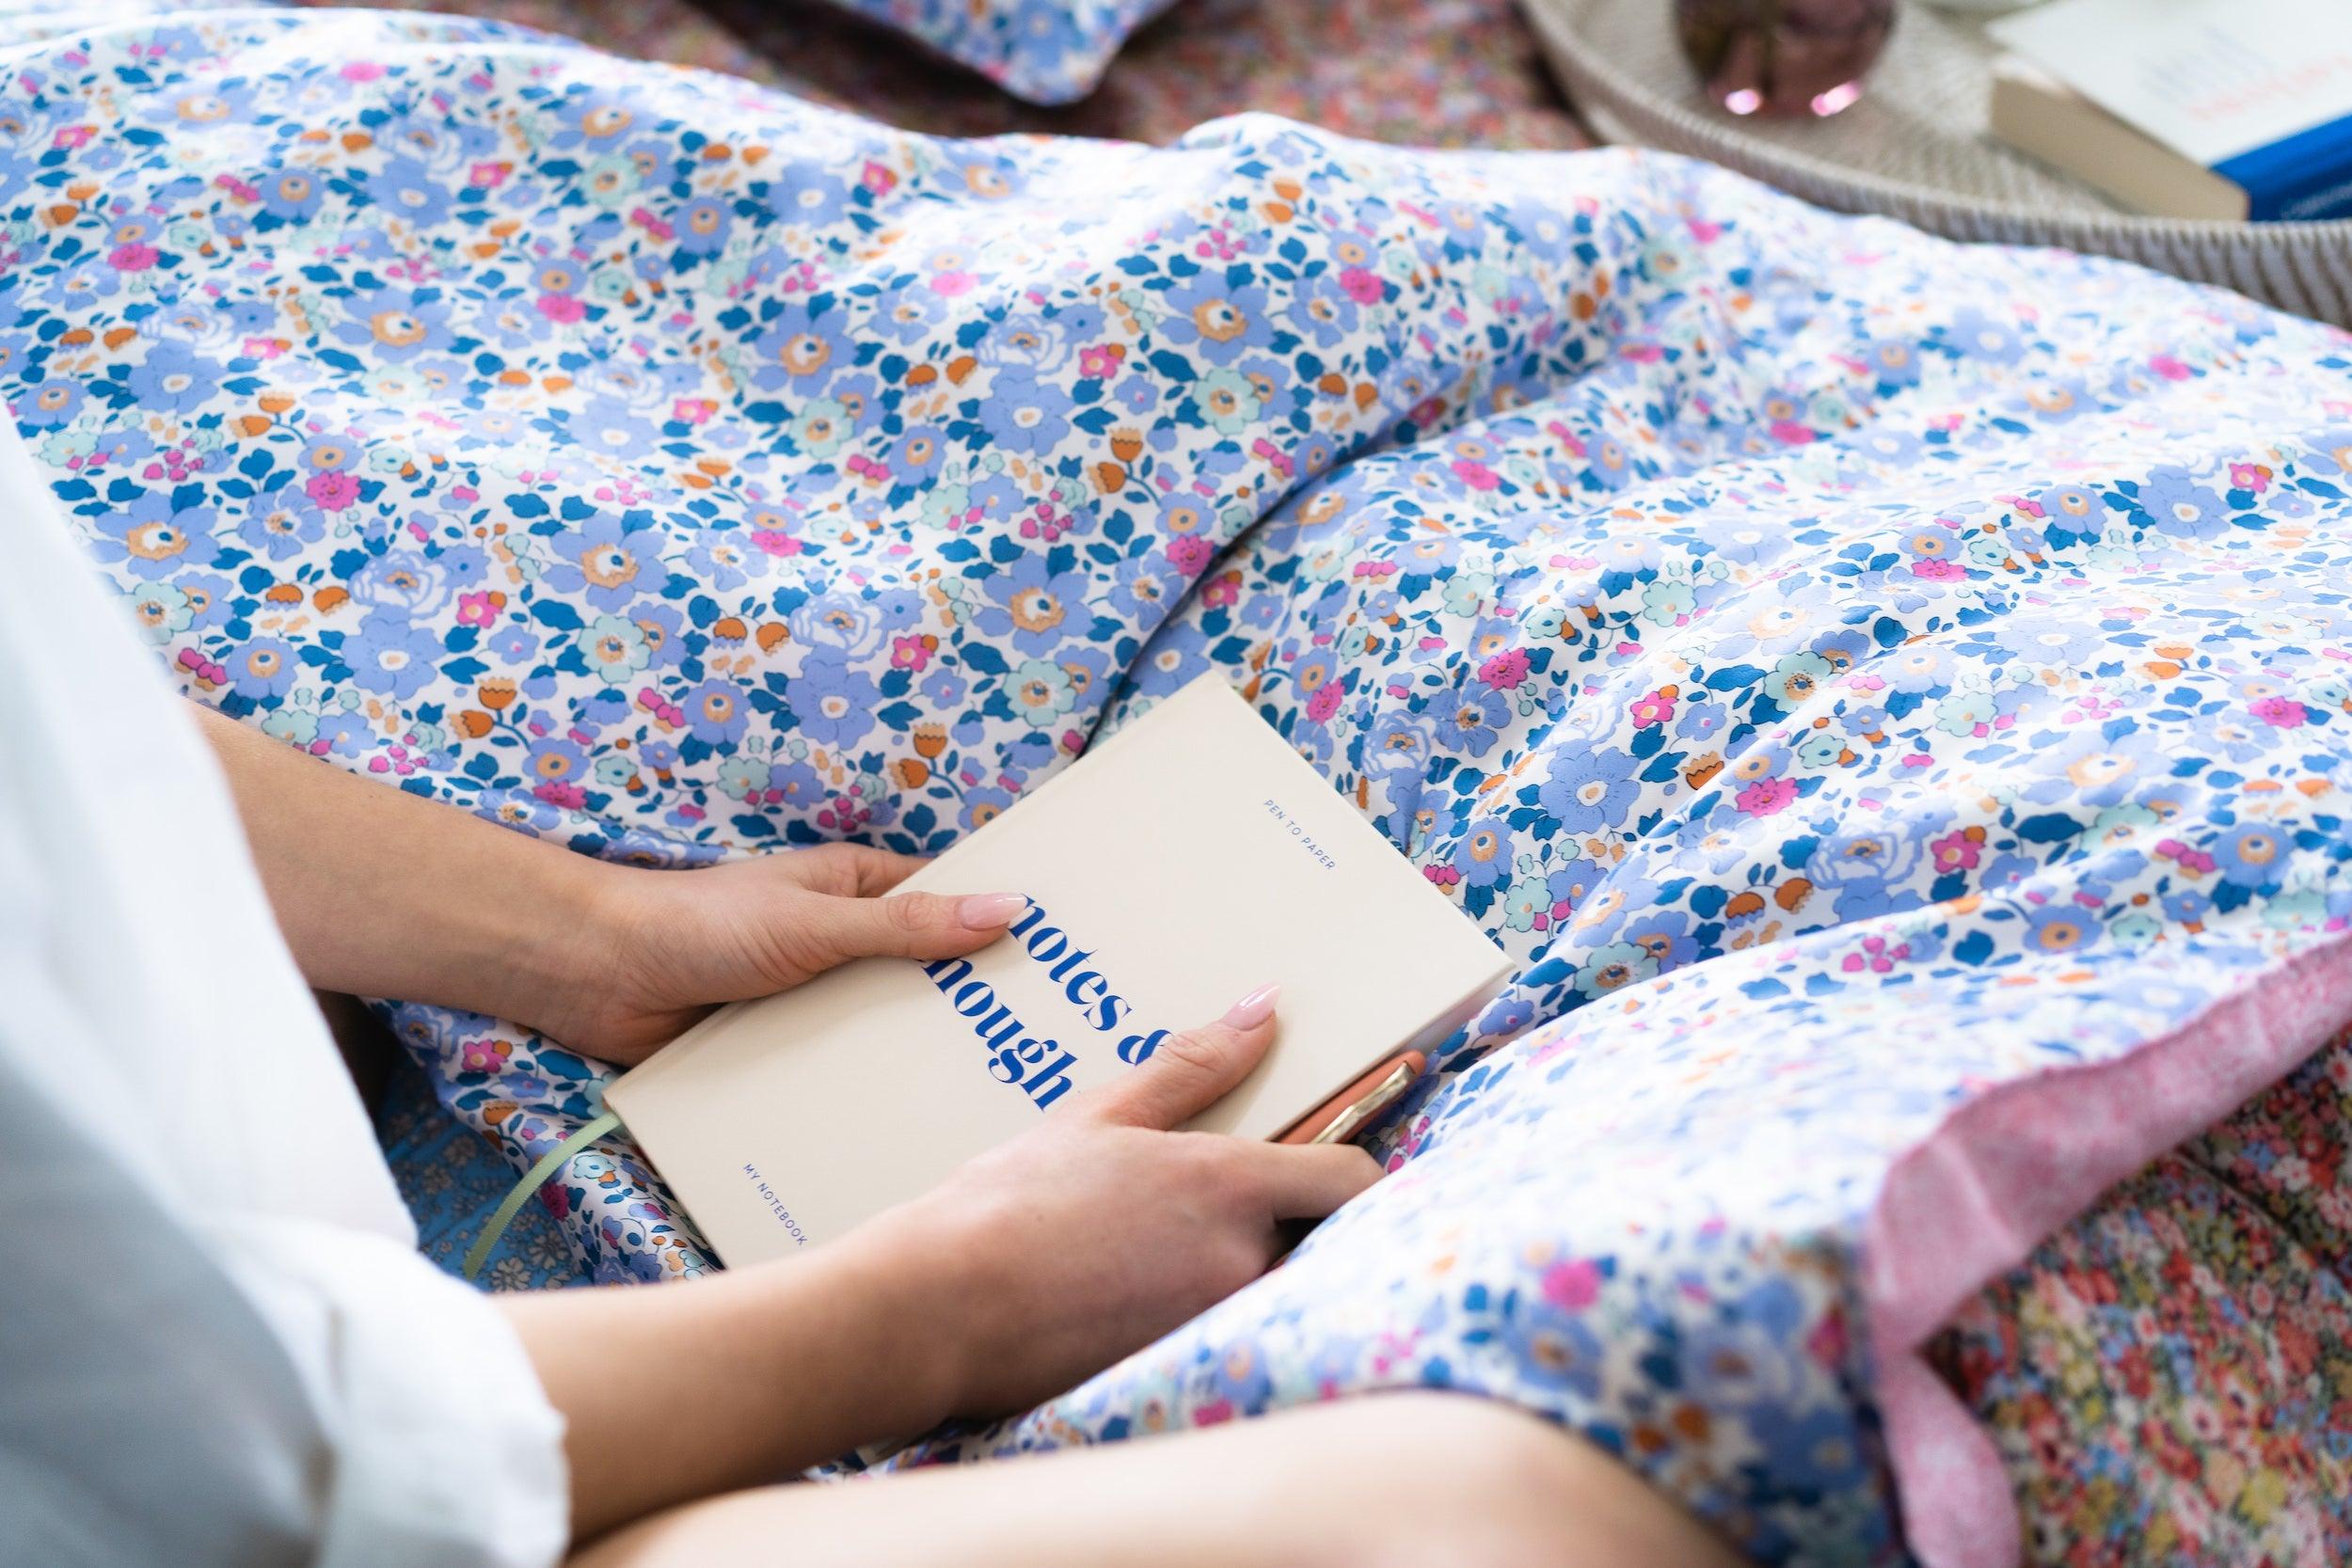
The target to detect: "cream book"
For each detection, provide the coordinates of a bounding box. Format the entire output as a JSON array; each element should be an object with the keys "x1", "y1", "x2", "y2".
[
  {"x1": 1987, "y1": 0, "x2": 2352, "y2": 222},
  {"x1": 603, "y1": 673, "x2": 1510, "y2": 1267}
]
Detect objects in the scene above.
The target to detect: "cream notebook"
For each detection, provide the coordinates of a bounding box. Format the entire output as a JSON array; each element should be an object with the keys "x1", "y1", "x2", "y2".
[{"x1": 603, "y1": 673, "x2": 1509, "y2": 1266}]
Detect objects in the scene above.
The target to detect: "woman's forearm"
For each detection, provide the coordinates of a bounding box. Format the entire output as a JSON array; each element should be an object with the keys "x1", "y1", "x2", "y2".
[
  {"x1": 501, "y1": 1229, "x2": 958, "y2": 1540},
  {"x1": 195, "y1": 703, "x2": 612, "y2": 1026}
]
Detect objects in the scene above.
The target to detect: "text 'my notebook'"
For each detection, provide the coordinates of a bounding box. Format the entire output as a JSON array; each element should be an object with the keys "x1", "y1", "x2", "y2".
[{"x1": 604, "y1": 673, "x2": 1510, "y2": 1266}]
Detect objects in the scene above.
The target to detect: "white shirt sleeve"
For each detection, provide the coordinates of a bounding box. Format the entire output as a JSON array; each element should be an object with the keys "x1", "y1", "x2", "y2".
[{"x1": 0, "y1": 420, "x2": 570, "y2": 1568}]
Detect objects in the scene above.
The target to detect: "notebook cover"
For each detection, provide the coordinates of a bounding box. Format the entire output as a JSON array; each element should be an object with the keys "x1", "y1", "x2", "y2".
[{"x1": 603, "y1": 673, "x2": 1510, "y2": 1266}]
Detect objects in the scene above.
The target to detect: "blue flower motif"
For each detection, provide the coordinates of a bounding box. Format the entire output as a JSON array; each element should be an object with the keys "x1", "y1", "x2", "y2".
[
  {"x1": 258, "y1": 163, "x2": 326, "y2": 220},
  {"x1": 682, "y1": 678, "x2": 749, "y2": 746},
  {"x1": 1538, "y1": 747, "x2": 1640, "y2": 832},
  {"x1": 363, "y1": 157, "x2": 453, "y2": 228},
  {"x1": 978, "y1": 370, "x2": 1072, "y2": 454},
  {"x1": 791, "y1": 651, "x2": 882, "y2": 750},
  {"x1": 123, "y1": 342, "x2": 220, "y2": 412},
  {"x1": 230, "y1": 635, "x2": 299, "y2": 700},
  {"x1": 1451, "y1": 818, "x2": 1514, "y2": 888},
  {"x1": 2214, "y1": 822, "x2": 2289, "y2": 888},
  {"x1": 341, "y1": 610, "x2": 443, "y2": 699},
  {"x1": 768, "y1": 169, "x2": 851, "y2": 229},
  {"x1": 338, "y1": 286, "x2": 455, "y2": 361},
  {"x1": 751, "y1": 302, "x2": 854, "y2": 393},
  {"x1": 975, "y1": 553, "x2": 1089, "y2": 656},
  {"x1": 17, "y1": 377, "x2": 82, "y2": 428},
  {"x1": 94, "y1": 493, "x2": 210, "y2": 580},
  {"x1": 1157, "y1": 274, "x2": 1275, "y2": 365},
  {"x1": 2135, "y1": 464, "x2": 2231, "y2": 540},
  {"x1": 1945, "y1": 305, "x2": 2026, "y2": 364},
  {"x1": 540, "y1": 513, "x2": 650, "y2": 611},
  {"x1": 672, "y1": 196, "x2": 733, "y2": 258}
]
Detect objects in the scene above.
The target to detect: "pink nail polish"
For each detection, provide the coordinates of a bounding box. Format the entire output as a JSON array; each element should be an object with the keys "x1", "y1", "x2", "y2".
[
  {"x1": 1222, "y1": 982, "x2": 1280, "y2": 1029},
  {"x1": 958, "y1": 893, "x2": 1029, "y2": 929}
]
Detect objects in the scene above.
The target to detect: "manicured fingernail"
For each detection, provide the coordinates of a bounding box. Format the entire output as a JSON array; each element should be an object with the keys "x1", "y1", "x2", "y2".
[
  {"x1": 959, "y1": 893, "x2": 1028, "y2": 929},
  {"x1": 1223, "y1": 983, "x2": 1280, "y2": 1029}
]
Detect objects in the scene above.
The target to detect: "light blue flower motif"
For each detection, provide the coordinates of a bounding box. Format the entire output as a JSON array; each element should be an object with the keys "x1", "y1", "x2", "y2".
[
  {"x1": 229, "y1": 635, "x2": 299, "y2": 700},
  {"x1": 2135, "y1": 464, "x2": 2232, "y2": 541},
  {"x1": 94, "y1": 493, "x2": 211, "y2": 580},
  {"x1": 791, "y1": 651, "x2": 881, "y2": 749},
  {"x1": 751, "y1": 302, "x2": 855, "y2": 394},
  {"x1": 124, "y1": 342, "x2": 220, "y2": 412},
  {"x1": 340, "y1": 610, "x2": 443, "y2": 699},
  {"x1": 540, "y1": 513, "x2": 649, "y2": 611},
  {"x1": 976, "y1": 554, "x2": 1089, "y2": 657},
  {"x1": 979, "y1": 371, "x2": 1072, "y2": 454}
]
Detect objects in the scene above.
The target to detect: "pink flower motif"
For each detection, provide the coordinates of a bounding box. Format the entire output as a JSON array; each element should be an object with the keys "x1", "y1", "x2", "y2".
[
  {"x1": 2229, "y1": 462, "x2": 2270, "y2": 493},
  {"x1": 1450, "y1": 458, "x2": 1501, "y2": 491},
  {"x1": 533, "y1": 780, "x2": 587, "y2": 809},
  {"x1": 455, "y1": 591, "x2": 501, "y2": 627},
  {"x1": 1200, "y1": 571, "x2": 1240, "y2": 609},
  {"x1": 861, "y1": 159, "x2": 897, "y2": 195},
  {"x1": 2157, "y1": 837, "x2": 2218, "y2": 876},
  {"x1": 929, "y1": 270, "x2": 977, "y2": 297},
  {"x1": 340, "y1": 60, "x2": 386, "y2": 80},
  {"x1": 1479, "y1": 647, "x2": 1530, "y2": 690},
  {"x1": 1770, "y1": 420, "x2": 1816, "y2": 445},
  {"x1": 889, "y1": 634, "x2": 930, "y2": 673},
  {"x1": 54, "y1": 125, "x2": 93, "y2": 150},
  {"x1": 108, "y1": 242, "x2": 158, "y2": 272},
  {"x1": 1629, "y1": 687, "x2": 1677, "y2": 728},
  {"x1": 306, "y1": 469, "x2": 358, "y2": 510},
  {"x1": 750, "y1": 529, "x2": 803, "y2": 557},
  {"x1": 1539, "y1": 1259, "x2": 1601, "y2": 1311},
  {"x1": 1166, "y1": 534, "x2": 1214, "y2": 573},
  {"x1": 1338, "y1": 266, "x2": 1384, "y2": 305},
  {"x1": 1910, "y1": 558, "x2": 1966, "y2": 581},
  {"x1": 1306, "y1": 684, "x2": 1343, "y2": 722},
  {"x1": 2151, "y1": 354, "x2": 2192, "y2": 381},
  {"x1": 1077, "y1": 344, "x2": 1121, "y2": 379},
  {"x1": 537, "y1": 292, "x2": 586, "y2": 323},
  {"x1": 460, "y1": 1038, "x2": 507, "y2": 1073},
  {"x1": 468, "y1": 160, "x2": 509, "y2": 189},
  {"x1": 1545, "y1": 420, "x2": 1588, "y2": 458},
  {"x1": 1735, "y1": 777, "x2": 1797, "y2": 816},
  {"x1": 1930, "y1": 828, "x2": 1982, "y2": 871},
  {"x1": 1422, "y1": 863, "x2": 1461, "y2": 887},
  {"x1": 2252, "y1": 695, "x2": 2309, "y2": 728}
]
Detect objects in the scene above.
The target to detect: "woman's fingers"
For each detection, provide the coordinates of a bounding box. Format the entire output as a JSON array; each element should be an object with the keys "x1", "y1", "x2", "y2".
[
  {"x1": 1232, "y1": 1139, "x2": 1385, "y2": 1220},
  {"x1": 793, "y1": 889, "x2": 1028, "y2": 969},
  {"x1": 786, "y1": 842, "x2": 934, "y2": 897},
  {"x1": 1073, "y1": 986, "x2": 1281, "y2": 1131}
]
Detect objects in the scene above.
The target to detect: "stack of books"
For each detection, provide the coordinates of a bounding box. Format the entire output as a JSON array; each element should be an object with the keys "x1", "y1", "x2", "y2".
[{"x1": 1986, "y1": 0, "x2": 2352, "y2": 222}]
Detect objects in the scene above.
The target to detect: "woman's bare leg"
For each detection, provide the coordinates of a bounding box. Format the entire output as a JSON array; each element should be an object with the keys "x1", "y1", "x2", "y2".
[{"x1": 572, "y1": 1392, "x2": 1748, "y2": 1568}]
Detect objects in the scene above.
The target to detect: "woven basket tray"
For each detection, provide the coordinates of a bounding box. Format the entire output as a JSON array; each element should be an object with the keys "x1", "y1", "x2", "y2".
[{"x1": 1521, "y1": 0, "x2": 2352, "y2": 326}]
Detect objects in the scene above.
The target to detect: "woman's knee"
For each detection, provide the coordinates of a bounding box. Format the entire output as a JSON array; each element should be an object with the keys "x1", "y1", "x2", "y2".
[{"x1": 1301, "y1": 1393, "x2": 1746, "y2": 1568}]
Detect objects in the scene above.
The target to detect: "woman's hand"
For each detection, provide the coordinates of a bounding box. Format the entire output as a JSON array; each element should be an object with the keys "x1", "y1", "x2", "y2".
[
  {"x1": 541, "y1": 847, "x2": 1027, "y2": 1064},
  {"x1": 842, "y1": 984, "x2": 1386, "y2": 1420},
  {"x1": 506, "y1": 987, "x2": 1385, "y2": 1537},
  {"x1": 195, "y1": 703, "x2": 1022, "y2": 1066}
]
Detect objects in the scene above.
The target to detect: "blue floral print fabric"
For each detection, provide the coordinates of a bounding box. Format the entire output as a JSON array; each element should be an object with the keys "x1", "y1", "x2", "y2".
[
  {"x1": 819, "y1": 0, "x2": 1175, "y2": 103},
  {"x1": 10, "y1": 8, "x2": 2352, "y2": 1564}
]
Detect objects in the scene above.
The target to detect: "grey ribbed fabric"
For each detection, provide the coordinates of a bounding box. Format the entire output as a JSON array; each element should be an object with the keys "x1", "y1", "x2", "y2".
[{"x1": 1525, "y1": 0, "x2": 2352, "y2": 326}]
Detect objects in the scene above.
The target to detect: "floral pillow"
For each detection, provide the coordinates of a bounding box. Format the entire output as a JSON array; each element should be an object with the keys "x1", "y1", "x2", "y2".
[{"x1": 823, "y1": 0, "x2": 1179, "y2": 103}]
